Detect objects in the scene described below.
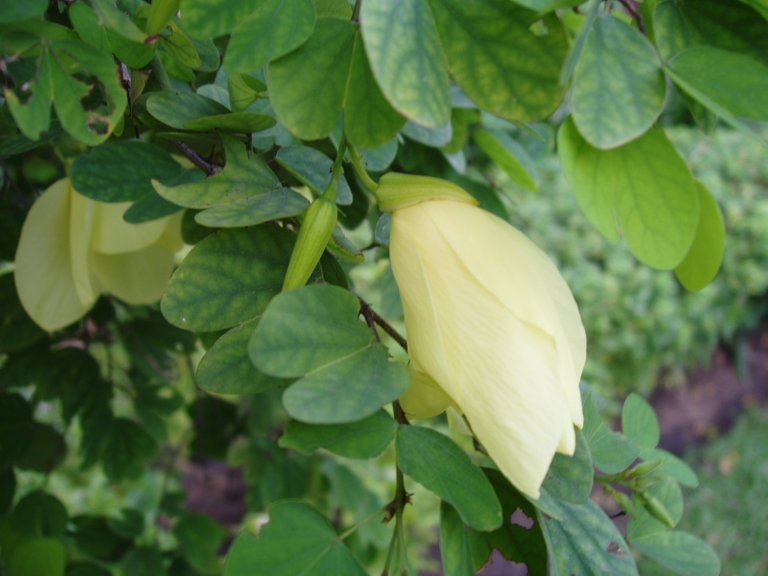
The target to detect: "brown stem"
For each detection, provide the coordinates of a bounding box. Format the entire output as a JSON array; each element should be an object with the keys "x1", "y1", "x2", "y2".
[
  {"x1": 173, "y1": 141, "x2": 221, "y2": 176},
  {"x1": 357, "y1": 296, "x2": 408, "y2": 352}
]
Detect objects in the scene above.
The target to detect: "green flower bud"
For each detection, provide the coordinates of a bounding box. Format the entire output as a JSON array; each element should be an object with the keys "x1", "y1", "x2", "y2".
[
  {"x1": 282, "y1": 196, "x2": 338, "y2": 291},
  {"x1": 376, "y1": 172, "x2": 478, "y2": 213},
  {"x1": 637, "y1": 491, "x2": 676, "y2": 528}
]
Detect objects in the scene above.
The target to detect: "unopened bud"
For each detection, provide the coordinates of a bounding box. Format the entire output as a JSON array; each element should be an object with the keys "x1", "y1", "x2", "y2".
[
  {"x1": 282, "y1": 197, "x2": 337, "y2": 291},
  {"x1": 376, "y1": 173, "x2": 478, "y2": 213}
]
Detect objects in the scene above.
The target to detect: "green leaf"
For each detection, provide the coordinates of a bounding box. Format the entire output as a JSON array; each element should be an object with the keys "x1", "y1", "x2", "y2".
[
  {"x1": 538, "y1": 430, "x2": 593, "y2": 510},
  {"x1": 632, "y1": 477, "x2": 684, "y2": 532},
  {"x1": 282, "y1": 346, "x2": 409, "y2": 424},
  {"x1": 482, "y1": 469, "x2": 548, "y2": 570},
  {"x1": 106, "y1": 28, "x2": 155, "y2": 68},
  {"x1": 558, "y1": 117, "x2": 699, "y2": 270},
  {"x1": 665, "y1": 46, "x2": 768, "y2": 122},
  {"x1": 223, "y1": 501, "x2": 366, "y2": 576},
  {"x1": 474, "y1": 129, "x2": 538, "y2": 191},
  {"x1": 250, "y1": 285, "x2": 408, "y2": 423},
  {"x1": 0, "y1": 393, "x2": 33, "y2": 468},
  {"x1": 161, "y1": 226, "x2": 293, "y2": 331},
  {"x1": 440, "y1": 502, "x2": 492, "y2": 576},
  {"x1": 582, "y1": 391, "x2": 639, "y2": 474},
  {"x1": 680, "y1": 0, "x2": 768, "y2": 65},
  {"x1": 653, "y1": 1, "x2": 695, "y2": 61},
  {"x1": 360, "y1": 0, "x2": 450, "y2": 128},
  {"x1": 345, "y1": 33, "x2": 406, "y2": 148},
  {"x1": 280, "y1": 410, "x2": 397, "y2": 458},
  {"x1": 14, "y1": 422, "x2": 66, "y2": 473},
  {"x1": 6, "y1": 538, "x2": 66, "y2": 576},
  {"x1": 196, "y1": 320, "x2": 289, "y2": 394},
  {"x1": 146, "y1": 0, "x2": 181, "y2": 35},
  {"x1": 249, "y1": 285, "x2": 371, "y2": 378},
  {"x1": 429, "y1": 0, "x2": 568, "y2": 121},
  {"x1": 174, "y1": 514, "x2": 227, "y2": 574},
  {"x1": 154, "y1": 138, "x2": 281, "y2": 209},
  {"x1": 643, "y1": 448, "x2": 699, "y2": 488},
  {"x1": 181, "y1": 0, "x2": 259, "y2": 38},
  {"x1": 71, "y1": 140, "x2": 184, "y2": 203},
  {"x1": 100, "y1": 418, "x2": 157, "y2": 481},
  {"x1": 0, "y1": 273, "x2": 45, "y2": 353},
  {"x1": 268, "y1": 18, "x2": 355, "y2": 140},
  {"x1": 11, "y1": 491, "x2": 68, "y2": 538},
  {"x1": 0, "y1": 468, "x2": 15, "y2": 515},
  {"x1": 49, "y1": 40, "x2": 127, "y2": 145},
  {"x1": 66, "y1": 562, "x2": 112, "y2": 576},
  {"x1": 396, "y1": 426, "x2": 502, "y2": 531},
  {"x1": 195, "y1": 188, "x2": 310, "y2": 228},
  {"x1": 539, "y1": 498, "x2": 637, "y2": 576},
  {"x1": 675, "y1": 182, "x2": 725, "y2": 291},
  {"x1": 146, "y1": 91, "x2": 275, "y2": 132},
  {"x1": 0, "y1": 0, "x2": 47, "y2": 22},
  {"x1": 4, "y1": 48, "x2": 53, "y2": 141},
  {"x1": 276, "y1": 146, "x2": 352, "y2": 205},
  {"x1": 161, "y1": 23, "x2": 202, "y2": 70},
  {"x1": 622, "y1": 393, "x2": 660, "y2": 451},
  {"x1": 572, "y1": 14, "x2": 665, "y2": 149},
  {"x1": 630, "y1": 530, "x2": 720, "y2": 576},
  {"x1": 90, "y1": 0, "x2": 147, "y2": 42},
  {"x1": 224, "y1": 0, "x2": 316, "y2": 73}
]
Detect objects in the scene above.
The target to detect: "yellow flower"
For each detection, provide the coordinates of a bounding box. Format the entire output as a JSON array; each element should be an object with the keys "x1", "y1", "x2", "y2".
[
  {"x1": 14, "y1": 178, "x2": 182, "y2": 331},
  {"x1": 380, "y1": 174, "x2": 586, "y2": 499}
]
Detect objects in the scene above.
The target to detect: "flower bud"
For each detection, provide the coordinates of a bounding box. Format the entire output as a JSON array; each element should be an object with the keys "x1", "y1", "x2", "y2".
[
  {"x1": 376, "y1": 172, "x2": 478, "y2": 212},
  {"x1": 282, "y1": 196, "x2": 338, "y2": 291}
]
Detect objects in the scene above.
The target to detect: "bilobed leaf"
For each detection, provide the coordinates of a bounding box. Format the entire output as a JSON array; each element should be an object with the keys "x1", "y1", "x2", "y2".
[
  {"x1": 280, "y1": 410, "x2": 397, "y2": 458},
  {"x1": 195, "y1": 187, "x2": 309, "y2": 228},
  {"x1": 276, "y1": 146, "x2": 353, "y2": 205},
  {"x1": 653, "y1": 1, "x2": 695, "y2": 60},
  {"x1": 629, "y1": 529, "x2": 720, "y2": 576},
  {"x1": 249, "y1": 285, "x2": 409, "y2": 423},
  {"x1": 360, "y1": 0, "x2": 451, "y2": 128},
  {"x1": 665, "y1": 46, "x2": 768, "y2": 122},
  {"x1": 154, "y1": 138, "x2": 281, "y2": 209},
  {"x1": 429, "y1": 0, "x2": 568, "y2": 121},
  {"x1": 572, "y1": 14, "x2": 666, "y2": 149},
  {"x1": 6, "y1": 537, "x2": 66, "y2": 576},
  {"x1": 11, "y1": 491, "x2": 68, "y2": 537},
  {"x1": 223, "y1": 501, "x2": 366, "y2": 576},
  {"x1": 474, "y1": 129, "x2": 538, "y2": 191},
  {"x1": 71, "y1": 140, "x2": 184, "y2": 203},
  {"x1": 225, "y1": 0, "x2": 316, "y2": 73},
  {"x1": 396, "y1": 426, "x2": 502, "y2": 531},
  {"x1": 643, "y1": 447, "x2": 699, "y2": 488},
  {"x1": 622, "y1": 393, "x2": 660, "y2": 451},
  {"x1": 181, "y1": 0, "x2": 260, "y2": 38},
  {"x1": 120, "y1": 547, "x2": 167, "y2": 576},
  {"x1": 539, "y1": 498, "x2": 637, "y2": 576},
  {"x1": 675, "y1": 182, "x2": 725, "y2": 291},
  {"x1": 268, "y1": 18, "x2": 355, "y2": 140},
  {"x1": 0, "y1": 0, "x2": 47, "y2": 22},
  {"x1": 558, "y1": 118, "x2": 699, "y2": 270},
  {"x1": 196, "y1": 320, "x2": 289, "y2": 394},
  {"x1": 161, "y1": 23, "x2": 202, "y2": 70},
  {"x1": 282, "y1": 346, "x2": 409, "y2": 424},
  {"x1": 0, "y1": 273, "x2": 45, "y2": 353},
  {"x1": 90, "y1": 0, "x2": 147, "y2": 42},
  {"x1": 162, "y1": 226, "x2": 293, "y2": 331},
  {"x1": 440, "y1": 502, "x2": 492, "y2": 576},
  {"x1": 249, "y1": 285, "x2": 371, "y2": 378}
]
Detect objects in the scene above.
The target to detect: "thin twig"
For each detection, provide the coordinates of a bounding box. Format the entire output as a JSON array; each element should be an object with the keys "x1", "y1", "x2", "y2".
[
  {"x1": 173, "y1": 141, "x2": 221, "y2": 176},
  {"x1": 617, "y1": 0, "x2": 645, "y2": 33},
  {"x1": 357, "y1": 296, "x2": 408, "y2": 352}
]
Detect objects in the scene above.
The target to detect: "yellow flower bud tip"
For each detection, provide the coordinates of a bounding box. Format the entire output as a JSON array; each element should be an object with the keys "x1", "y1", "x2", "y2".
[
  {"x1": 391, "y1": 180, "x2": 586, "y2": 500},
  {"x1": 376, "y1": 172, "x2": 479, "y2": 213},
  {"x1": 282, "y1": 197, "x2": 338, "y2": 291},
  {"x1": 14, "y1": 178, "x2": 181, "y2": 331}
]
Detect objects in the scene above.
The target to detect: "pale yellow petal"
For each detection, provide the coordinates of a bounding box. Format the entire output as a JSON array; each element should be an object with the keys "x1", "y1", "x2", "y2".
[
  {"x1": 68, "y1": 186, "x2": 100, "y2": 305},
  {"x1": 400, "y1": 367, "x2": 454, "y2": 420},
  {"x1": 416, "y1": 201, "x2": 586, "y2": 429},
  {"x1": 89, "y1": 200, "x2": 167, "y2": 254},
  {"x1": 90, "y1": 245, "x2": 175, "y2": 305},
  {"x1": 14, "y1": 179, "x2": 96, "y2": 330}
]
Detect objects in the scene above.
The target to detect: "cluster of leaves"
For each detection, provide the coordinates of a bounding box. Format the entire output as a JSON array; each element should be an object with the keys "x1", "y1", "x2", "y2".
[
  {"x1": 493, "y1": 125, "x2": 768, "y2": 396},
  {"x1": 2, "y1": 0, "x2": 765, "y2": 574}
]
